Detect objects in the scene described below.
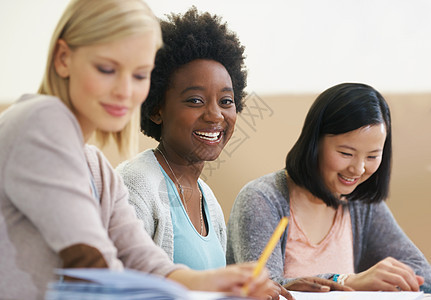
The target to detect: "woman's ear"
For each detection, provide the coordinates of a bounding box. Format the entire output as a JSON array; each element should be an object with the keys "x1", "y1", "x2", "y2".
[
  {"x1": 54, "y1": 39, "x2": 72, "y2": 78},
  {"x1": 150, "y1": 111, "x2": 162, "y2": 125}
]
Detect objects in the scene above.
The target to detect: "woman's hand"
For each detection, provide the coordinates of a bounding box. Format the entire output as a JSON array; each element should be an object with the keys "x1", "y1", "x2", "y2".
[
  {"x1": 168, "y1": 262, "x2": 294, "y2": 300},
  {"x1": 207, "y1": 262, "x2": 293, "y2": 300},
  {"x1": 283, "y1": 277, "x2": 354, "y2": 292},
  {"x1": 344, "y1": 257, "x2": 424, "y2": 291}
]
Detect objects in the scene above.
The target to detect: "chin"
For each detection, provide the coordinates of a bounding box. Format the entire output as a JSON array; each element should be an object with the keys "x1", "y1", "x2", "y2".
[
  {"x1": 202, "y1": 151, "x2": 223, "y2": 162},
  {"x1": 101, "y1": 123, "x2": 129, "y2": 133}
]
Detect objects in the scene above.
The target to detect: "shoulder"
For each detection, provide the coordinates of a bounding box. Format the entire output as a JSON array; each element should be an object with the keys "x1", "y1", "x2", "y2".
[
  {"x1": 348, "y1": 200, "x2": 389, "y2": 217},
  {"x1": 1, "y1": 94, "x2": 84, "y2": 168},
  {"x1": 3, "y1": 94, "x2": 76, "y2": 125},
  {"x1": 116, "y1": 149, "x2": 159, "y2": 180},
  {"x1": 116, "y1": 149, "x2": 165, "y2": 198},
  {"x1": 1, "y1": 94, "x2": 82, "y2": 151},
  {"x1": 233, "y1": 170, "x2": 290, "y2": 215},
  {"x1": 238, "y1": 170, "x2": 288, "y2": 202}
]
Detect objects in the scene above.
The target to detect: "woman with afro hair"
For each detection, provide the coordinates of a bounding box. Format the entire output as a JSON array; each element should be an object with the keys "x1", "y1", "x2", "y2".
[{"x1": 117, "y1": 6, "x2": 246, "y2": 271}]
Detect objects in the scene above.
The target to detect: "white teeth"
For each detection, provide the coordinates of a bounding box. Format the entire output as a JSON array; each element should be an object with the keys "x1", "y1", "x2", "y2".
[
  {"x1": 199, "y1": 136, "x2": 217, "y2": 141},
  {"x1": 194, "y1": 131, "x2": 221, "y2": 141},
  {"x1": 340, "y1": 174, "x2": 355, "y2": 182},
  {"x1": 195, "y1": 131, "x2": 219, "y2": 137}
]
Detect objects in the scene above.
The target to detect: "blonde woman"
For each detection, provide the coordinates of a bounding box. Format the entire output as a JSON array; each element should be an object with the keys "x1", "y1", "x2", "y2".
[{"x1": 0, "y1": 0, "x2": 280, "y2": 299}]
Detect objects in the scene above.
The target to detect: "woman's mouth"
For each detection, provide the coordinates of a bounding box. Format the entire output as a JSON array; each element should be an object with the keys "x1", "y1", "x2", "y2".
[
  {"x1": 101, "y1": 104, "x2": 129, "y2": 117},
  {"x1": 338, "y1": 174, "x2": 359, "y2": 185},
  {"x1": 194, "y1": 130, "x2": 223, "y2": 142}
]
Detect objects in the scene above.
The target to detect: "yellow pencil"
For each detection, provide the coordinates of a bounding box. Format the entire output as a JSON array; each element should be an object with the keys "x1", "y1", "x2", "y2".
[{"x1": 242, "y1": 217, "x2": 289, "y2": 296}]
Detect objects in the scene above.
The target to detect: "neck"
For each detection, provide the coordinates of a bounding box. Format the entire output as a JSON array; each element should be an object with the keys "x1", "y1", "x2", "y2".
[
  {"x1": 286, "y1": 175, "x2": 330, "y2": 211},
  {"x1": 155, "y1": 145, "x2": 206, "y2": 236},
  {"x1": 155, "y1": 144, "x2": 203, "y2": 185}
]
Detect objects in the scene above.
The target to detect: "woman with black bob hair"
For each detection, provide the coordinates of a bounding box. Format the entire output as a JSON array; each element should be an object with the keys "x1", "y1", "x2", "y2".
[
  {"x1": 287, "y1": 82, "x2": 391, "y2": 207},
  {"x1": 227, "y1": 82, "x2": 431, "y2": 292}
]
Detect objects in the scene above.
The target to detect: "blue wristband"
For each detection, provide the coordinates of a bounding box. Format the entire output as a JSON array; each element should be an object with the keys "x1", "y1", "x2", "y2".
[{"x1": 332, "y1": 274, "x2": 340, "y2": 282}]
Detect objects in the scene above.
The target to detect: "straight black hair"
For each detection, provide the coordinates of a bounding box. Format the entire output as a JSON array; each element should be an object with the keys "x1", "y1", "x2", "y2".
[{"x1": 286, "y1": 82, "x2": 392, "y2": 208}]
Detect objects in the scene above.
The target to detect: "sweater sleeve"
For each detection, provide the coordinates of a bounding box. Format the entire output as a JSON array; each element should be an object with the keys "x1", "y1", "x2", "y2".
[
  {"x1": 226, "y1": 173, "x2": 290, "y2": 285},
  {"x1": 86, "y1": 146, "x2": 186, "y2": 276},
  {"x1": 3, "y1": 100, "x2": 121, "y2": 268},
  {"x1": 355, "y1": 201, "x2": 431, "y2": 291},
  {"x1": 122, "y1": 178, "x2": 156, "y2": 239},
  {"x1": 116, "y1": 150, "x2": 176, "y2": 260}
]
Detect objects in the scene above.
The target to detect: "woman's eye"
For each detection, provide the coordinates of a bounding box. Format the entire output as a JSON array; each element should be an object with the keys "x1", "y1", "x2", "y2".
[
  {"x1": 134, "y1": 73, "x2": 149, "y2": 80},
  {"x1": 340, "y1": 152, "x2": 352, "y2": 157},
  {"x1": 97, "y1": 66, "x2": 114, "y2": 74},
  {"x1": 221, "y1": 98, "x2": 234, "y2": 105},
  {"x1": 187, "y1": 98, "x2": 203, "y2": 104}
]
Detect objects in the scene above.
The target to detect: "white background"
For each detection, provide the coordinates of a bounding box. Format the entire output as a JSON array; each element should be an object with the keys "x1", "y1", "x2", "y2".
[{"x1": 1, "y1": 0, "x2": 431, "y2": 103}]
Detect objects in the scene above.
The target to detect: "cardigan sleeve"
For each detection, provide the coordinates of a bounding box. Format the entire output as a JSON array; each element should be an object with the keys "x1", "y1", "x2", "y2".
[
  {"x1": 354, "y1": 201, "x2": 431, "y2": 291},
  {"x1": 86, "y1": 146, "x2": 185, "y2": 276},
  {"x1": 226, "y1": 173, "x2": 290, "y2": 285},
  {"x1": 3, "y1": 100, "x2": 122, "y2": 268},
  {"x1": 116, "y1": 150, "x2": 175, "y2": 260},
  {"x1": 122, "y1": 178, "x2": 156, "y2": 239}
]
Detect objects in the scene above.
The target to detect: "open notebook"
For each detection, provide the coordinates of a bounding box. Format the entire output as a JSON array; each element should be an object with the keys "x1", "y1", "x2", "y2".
[
  {"x1": 286, "y1": 291, "x2": 425, "y2": 300},
  {"x1": 45, "y1": 268, "x2": 248, "y2": 300}
]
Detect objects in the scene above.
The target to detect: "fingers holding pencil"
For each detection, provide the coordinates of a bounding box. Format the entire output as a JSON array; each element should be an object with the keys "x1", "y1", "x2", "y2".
[
  {"x1": 200, "y1": 262, "x2": 286, "y2": 299},
  {"x1": 252, "y1": 274, "x2": 295, "y2": 300},
  {"x1": 230, "y1": 263, "x2": 294, "y2": 300}
]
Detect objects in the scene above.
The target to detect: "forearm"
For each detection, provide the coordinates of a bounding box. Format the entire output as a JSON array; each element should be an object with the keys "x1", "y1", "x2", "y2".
[{"x1": 167, "y1": 269, "x2": 208, "y2": 290}]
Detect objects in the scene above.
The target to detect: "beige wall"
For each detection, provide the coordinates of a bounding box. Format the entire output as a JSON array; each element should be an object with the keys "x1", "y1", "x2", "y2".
[{"x1": 2, "y1": 93, "x2": 431, "y2": 262}]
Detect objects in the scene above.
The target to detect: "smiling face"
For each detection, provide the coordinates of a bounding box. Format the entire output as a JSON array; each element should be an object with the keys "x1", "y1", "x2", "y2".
[
  {"x1": 54, "y1": 31, "x2": 158, "y2": 141},
  {"x1": 318, "y1": 124, "x2": 387, "y2": 198},
  {"x1": 154, "y1": 59, "x2": 237, "y2": 163}
]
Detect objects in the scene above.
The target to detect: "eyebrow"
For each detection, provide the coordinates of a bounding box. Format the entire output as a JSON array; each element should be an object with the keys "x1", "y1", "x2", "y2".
[
  {"x1": 338, "y1": 145, "x2": 383, "y2": 153},
  {"x1": 95, "y1": 56, "x2": 154, "y2": 69},
  {"x1": 180, "y1": 86, "x2": 234, "y2": 95}
]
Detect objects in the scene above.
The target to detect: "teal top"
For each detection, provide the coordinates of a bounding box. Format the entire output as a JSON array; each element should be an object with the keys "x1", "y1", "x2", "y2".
[{"x1": 160, "y1": 167, "x2": 226, "y2": 270}]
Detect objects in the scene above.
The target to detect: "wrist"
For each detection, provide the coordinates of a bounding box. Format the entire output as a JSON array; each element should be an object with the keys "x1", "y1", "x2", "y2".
[
  {"x1": 343, "y1": 273, "x2": 355, "y2": 288},
  {"x1": 332, "y1": 273, "x2": 353, "y2": 286}
]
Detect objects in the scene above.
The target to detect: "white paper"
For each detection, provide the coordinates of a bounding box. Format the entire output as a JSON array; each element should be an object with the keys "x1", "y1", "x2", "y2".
[
  {"x1": 46, "y1": 268, "x2": 247, "y2": 300},
  {"x1": 288, "y1": 291, "x2": 424, "y2": 300}
]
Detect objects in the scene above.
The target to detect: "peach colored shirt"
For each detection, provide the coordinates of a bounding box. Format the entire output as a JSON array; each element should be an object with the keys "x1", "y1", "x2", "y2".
[{"x1": 284, "y1": 203, "x2": 354, "y2": 277}]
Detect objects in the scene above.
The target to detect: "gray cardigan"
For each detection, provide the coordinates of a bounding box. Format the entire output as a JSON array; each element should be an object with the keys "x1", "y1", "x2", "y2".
[
  {"x1": 117, "y1": 149, "x2": 227, "y2": 261},
  {"x1": 226, "y1": 170, "x2": 431, "y2": 291}
]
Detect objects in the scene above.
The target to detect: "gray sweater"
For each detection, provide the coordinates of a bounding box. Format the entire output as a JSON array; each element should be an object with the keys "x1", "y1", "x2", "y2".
[{"x1": 226, "y1": 170, "x2": 431, "y2": 291}]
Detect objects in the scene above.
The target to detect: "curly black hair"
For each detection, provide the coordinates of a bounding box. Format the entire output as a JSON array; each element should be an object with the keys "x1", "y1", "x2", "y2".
[{"x1": 140, "y1": 6, "x2": 247, "y2": 141}]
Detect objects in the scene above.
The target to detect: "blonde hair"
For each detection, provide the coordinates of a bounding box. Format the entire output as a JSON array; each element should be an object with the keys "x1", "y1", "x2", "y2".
[{"x1": 38, "y1": 0, "x2": 162, "y2": 156}]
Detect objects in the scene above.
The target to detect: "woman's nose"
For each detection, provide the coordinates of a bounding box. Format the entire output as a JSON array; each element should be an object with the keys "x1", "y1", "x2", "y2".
[
  {"x1": 348, "y1": 158, "x2": 365, "y2": 176},
  {"x1": 203, "y1": 101, "x2": 223, "y2": 123},
  {"x1": 113, "y1": 75, "x2": 132, "y2": 100}
]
